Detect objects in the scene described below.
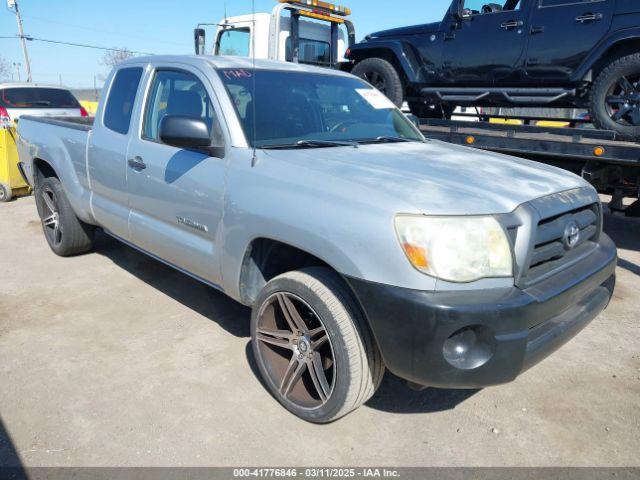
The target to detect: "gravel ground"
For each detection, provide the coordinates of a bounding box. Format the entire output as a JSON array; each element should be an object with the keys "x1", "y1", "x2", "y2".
[{"x1": 0, "y1": 195, "x2": 638, "y2": 467}]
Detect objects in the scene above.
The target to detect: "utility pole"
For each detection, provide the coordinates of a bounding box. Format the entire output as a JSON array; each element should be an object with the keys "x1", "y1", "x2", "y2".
[
  {"x1": 8, "y1": 0, "x2": 32, "y2": 82},
  {"x1": 13, "y1": 62, "x2": 21, "y2": 82}
]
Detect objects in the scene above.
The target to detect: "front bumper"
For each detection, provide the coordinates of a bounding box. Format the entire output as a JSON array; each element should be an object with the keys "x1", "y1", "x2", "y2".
[{"x1": 346, "y1": 234, "x2": 617, "y2": 389}]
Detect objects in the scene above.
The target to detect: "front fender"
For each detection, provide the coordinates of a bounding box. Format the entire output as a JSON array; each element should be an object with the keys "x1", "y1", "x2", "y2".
[{"x1": 348, "y1": 40, "x2": 428, "y2": 85}]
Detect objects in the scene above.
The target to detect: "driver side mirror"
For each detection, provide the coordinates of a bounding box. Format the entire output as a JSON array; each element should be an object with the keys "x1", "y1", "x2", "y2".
[
  {"x1": 449, "y1": 0, "x2": 462, "y2": 19},
  {"x1": 194, "y1": 28, "x2": 206, "y2": 55},
  {"x1": 159, "y1": 115, "x2": 224, "y2": 158}
]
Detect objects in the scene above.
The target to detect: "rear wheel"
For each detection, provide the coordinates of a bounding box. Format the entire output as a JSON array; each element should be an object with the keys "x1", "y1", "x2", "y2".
[
  {"x1": 36, "y1": 177, "x2": 94, "y2": 256},
  {"x1": 590, "y1": 53, "x2": 640, "y2": 141},
  {"x1": 251, "y1": 267, "x2": 384, "y2": 423},
  {"x1": 351, "y1": 58, "x2": 404, "y2": 107},
  {"x1": 0, "y1": 184, "x2": 12, "y2": 203}
]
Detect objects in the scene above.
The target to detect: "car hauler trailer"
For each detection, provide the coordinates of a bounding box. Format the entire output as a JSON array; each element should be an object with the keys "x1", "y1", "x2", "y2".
[
  {"x1": 195, "y1": 0, "x2": 355, "y2": 69},
  {"x1": 419, "y1": 116, "x2": 640, "y2": 216}
]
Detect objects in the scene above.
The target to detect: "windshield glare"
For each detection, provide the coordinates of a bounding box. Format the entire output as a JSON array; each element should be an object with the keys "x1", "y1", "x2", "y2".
[{"x1": 218, "y1": 69, "x2": 424, "y2": 147}]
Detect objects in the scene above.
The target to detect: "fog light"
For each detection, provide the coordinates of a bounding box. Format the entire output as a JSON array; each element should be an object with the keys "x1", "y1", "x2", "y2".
[{"x1": 443, "y1": 325, "x2": 495, "y2": 370}]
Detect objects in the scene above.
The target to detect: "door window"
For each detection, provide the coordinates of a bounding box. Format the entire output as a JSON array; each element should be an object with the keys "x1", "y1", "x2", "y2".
[
  {"x1": 216, "y1": 28, "x2": 251, "y2": 56},
  {"x1": 142, "y1": 70, "x2": 222, "y2": 145},
  {"x1": 462, "y1": 0, "x2": 521, "y2": 15},
  {"x1": 103, "y1": 67, "x2": 143, "y2": 135}
]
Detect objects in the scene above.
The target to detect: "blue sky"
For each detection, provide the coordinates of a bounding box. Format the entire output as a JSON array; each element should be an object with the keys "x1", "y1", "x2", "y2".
[{"x1": 0, "y1": 0, "x2": 450, "y2": 88}]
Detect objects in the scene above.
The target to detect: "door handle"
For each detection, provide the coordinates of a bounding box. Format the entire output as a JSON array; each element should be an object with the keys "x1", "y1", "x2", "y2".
[
  {"x1": 128, "y1": 156, "x2": 146, "y2": 171},
  {"x1": 576, "y1": 13, "x2": 603, "y2": 23},
  {"x1": 501, "y1": 20, "x2": 523, "y2": 30},
  {"x1": 444, "y1": 32, "x2": 456, "y2": 40},
  {"x1": 530, "y1": 25, "x2": 545, "y2": 34}
]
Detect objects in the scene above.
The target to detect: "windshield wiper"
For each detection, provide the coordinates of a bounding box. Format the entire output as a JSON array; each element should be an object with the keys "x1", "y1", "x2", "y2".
[
  {"x1": 259, "y1": 139, "x2": 358, "y2": 150},
  {"x1": 358, "y1": 136, "x2": 420, "y2": 144}
]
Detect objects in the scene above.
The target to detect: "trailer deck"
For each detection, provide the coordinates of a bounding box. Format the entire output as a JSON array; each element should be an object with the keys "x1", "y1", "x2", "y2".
[{"x1": 420, "y1": 118, "x2": 640, "y2": 214}]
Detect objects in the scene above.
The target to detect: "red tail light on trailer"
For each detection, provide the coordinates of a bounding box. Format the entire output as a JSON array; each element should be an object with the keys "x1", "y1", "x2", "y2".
[{"x1": 79, "y1": 106, "x2": 89, "y2": 117}]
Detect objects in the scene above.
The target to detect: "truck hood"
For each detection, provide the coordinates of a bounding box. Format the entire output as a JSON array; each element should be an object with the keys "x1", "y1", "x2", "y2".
[
  {"x1": 263, "y1": 140, "x2": 590, "y2": 216},
  {"x1": 367, "y1": 22, "x2": 440, "y2": 39}
]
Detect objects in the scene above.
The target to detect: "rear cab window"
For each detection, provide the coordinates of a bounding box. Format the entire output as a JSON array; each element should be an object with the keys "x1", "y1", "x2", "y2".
[
  {"x1": 216, "y1": 29, "x2": 251, "y2": 56},
  {"x1": 103, "y1": 67, "x2": 144, "y2": 135},
  {"x1": 0, "y1": 88, "x2": 80, "y2": 109}
]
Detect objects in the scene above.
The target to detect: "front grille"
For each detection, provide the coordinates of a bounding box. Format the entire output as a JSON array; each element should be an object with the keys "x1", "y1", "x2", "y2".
[{"x1": 522, "y1": 203, "x2": 600, "y2": 285}]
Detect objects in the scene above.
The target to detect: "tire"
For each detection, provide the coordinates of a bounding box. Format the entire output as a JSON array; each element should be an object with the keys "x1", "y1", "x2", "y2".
[
  {"x1": 408, "y1": 100, "x2": 455, "y2": 119},
  {"x1": 251, "y1": 267, "x2": 385, "y2": 423},
  {"x1": 0, "y1": 184, "x2": 12, "y2": 203},
  {"x1": 590, "y1": 53, "x2": 640, "y2": 141},
  {"x1": 352, "y1": 58, "x2": 404, "y2": 107},
  {"x1": 35, "y1": 176, "x2": 94, "y2": 256}
]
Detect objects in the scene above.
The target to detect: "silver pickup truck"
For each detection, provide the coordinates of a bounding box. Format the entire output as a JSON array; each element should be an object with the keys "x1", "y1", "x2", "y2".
[{"x1": 17, "y1": 55, "x2": 617, "y2": 423}]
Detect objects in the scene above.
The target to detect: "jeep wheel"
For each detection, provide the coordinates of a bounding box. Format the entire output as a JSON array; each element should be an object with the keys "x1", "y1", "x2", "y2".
[
  {"x1": 36, "y1": 177, "x2": 94, "y2": 256},
  {"x1": 591, "y1": 53, "x2": 640, "y2": 141},
  {"x1": 251, "y1": 267, "x2": 384, "y2": 423},
  {"x1": 352, "y1": 58, "x2": 404, "y2": 107},
  {"x1": 408, "y1": 101, "x2": 455, "y2": 119}
]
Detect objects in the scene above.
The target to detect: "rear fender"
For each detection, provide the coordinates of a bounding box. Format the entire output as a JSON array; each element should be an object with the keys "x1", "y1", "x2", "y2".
[
  {"x1": 574, "y1": 27, "x2": 640, "y2": 81},
  {"x1": 17, "y1": 121, "x2": 95, "y2": 225}
]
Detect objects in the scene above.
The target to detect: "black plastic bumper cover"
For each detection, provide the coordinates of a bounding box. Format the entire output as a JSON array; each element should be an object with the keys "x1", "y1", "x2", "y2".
[{"x1": 346, "y1": 234, "x2": 617, "y2": 389}]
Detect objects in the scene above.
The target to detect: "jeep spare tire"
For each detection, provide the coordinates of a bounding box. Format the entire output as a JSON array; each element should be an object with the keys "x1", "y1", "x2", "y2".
[
  {"x1": 352, "y1": 58, "x2": 404, "y2": 107},
  {"x1": 591, "y1": 53, "x2": 640, "y2": 141}
]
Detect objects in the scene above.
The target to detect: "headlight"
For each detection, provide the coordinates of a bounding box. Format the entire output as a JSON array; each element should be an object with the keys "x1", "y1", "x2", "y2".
[{"x1": 394, "y1": 215, "x2": 513, "y2": 283}]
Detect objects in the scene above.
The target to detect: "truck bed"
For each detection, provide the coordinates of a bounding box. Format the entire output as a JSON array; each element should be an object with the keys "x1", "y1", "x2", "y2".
[{"x1": 19, "y1": 115, "x2": 94, "y2": 132}]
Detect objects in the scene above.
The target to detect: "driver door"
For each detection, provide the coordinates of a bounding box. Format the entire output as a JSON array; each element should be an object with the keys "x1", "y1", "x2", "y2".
[
  {"x1": 440, "y1": 0, "x2": 530, "y2": 85},
  {"x1": 126, "y1": 66, "x2": 228, "y2": 285}
]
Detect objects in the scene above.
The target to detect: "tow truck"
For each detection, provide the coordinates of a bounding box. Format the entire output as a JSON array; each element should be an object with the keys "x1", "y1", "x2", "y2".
[{"x1": 194, "y1": 0, "x2": 355, "y2": 69}]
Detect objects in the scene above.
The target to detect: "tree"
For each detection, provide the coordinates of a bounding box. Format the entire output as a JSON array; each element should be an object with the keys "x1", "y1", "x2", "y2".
[
  {"x1": 101, "y1": 48, "x2": 134, "y2": 68},
  {"x1": 0, "y1": 56, "x2": 10, "y2": 81}
]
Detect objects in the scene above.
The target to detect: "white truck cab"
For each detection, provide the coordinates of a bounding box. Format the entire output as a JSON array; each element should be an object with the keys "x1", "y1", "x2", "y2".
[{"x1": 195, "y1": 0, "x2": 355, "y2": 68}]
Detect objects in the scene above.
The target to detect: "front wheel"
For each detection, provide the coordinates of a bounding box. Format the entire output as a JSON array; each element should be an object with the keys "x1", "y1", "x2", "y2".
[
  {"x1": 251, "y1": 268, "x2": 384, "y2": 423},
  {"x1": 590, "y1": 53, "x2": 640, "y2": 141},
  {"x1": 351, "y1": 58, "x2": 404, "y2": 107}
]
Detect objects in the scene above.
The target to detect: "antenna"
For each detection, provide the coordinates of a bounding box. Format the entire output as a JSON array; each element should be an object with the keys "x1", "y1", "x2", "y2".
[{"x1": 250, "y1": 0, "x2": 258, "y2": 167}]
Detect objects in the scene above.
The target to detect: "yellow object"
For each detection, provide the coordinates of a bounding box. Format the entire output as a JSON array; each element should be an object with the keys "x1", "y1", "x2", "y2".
[
  {"x1": 79, "y1": 100, "x2": 99, "y2": 115},
  {"x1": 465, "y1": 135, "x2": 476, "y2": 145},
  {"x1": 0, "y1": 125, "x2": 31, "y2": 202},
  {"x1": 536, "y1": 120, "x2": 570, "y2": 128},
  {"x1": 280, "y1": 0, "x2": 351, "y2": 16},
  {"x1": 298, "y1": 10, "x2": 345, "y2": 22},
  {"x1": 489, "y1": 118, "x2": 523, "y2": 125},
  {"x1": 594, "y1": 146, "x2": 605, "y2": 157}
]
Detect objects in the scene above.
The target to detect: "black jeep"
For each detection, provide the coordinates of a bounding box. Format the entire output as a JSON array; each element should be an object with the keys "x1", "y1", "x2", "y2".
[{"x1": 346, "y1": 0, "x2": 640, "y2": 140}]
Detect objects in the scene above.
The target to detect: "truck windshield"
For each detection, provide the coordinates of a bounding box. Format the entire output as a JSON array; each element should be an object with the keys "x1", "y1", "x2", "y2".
[
  {"x1": 218, "y1": 69, "x2": 424, "y2": 148},
  {"x1": 0, "y1": 88, "x2": 80, "y2": 109}
]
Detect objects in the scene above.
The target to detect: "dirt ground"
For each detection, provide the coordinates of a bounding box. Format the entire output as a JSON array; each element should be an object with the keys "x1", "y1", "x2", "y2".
[{"x1": 0, "y1": 195, "x2": 638, "y2": 467}]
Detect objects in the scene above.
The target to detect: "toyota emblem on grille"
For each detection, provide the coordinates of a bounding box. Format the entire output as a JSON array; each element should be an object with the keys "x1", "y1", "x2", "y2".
[{"x1": 563, "y1": 221, "x2": 580, "y2": 250}]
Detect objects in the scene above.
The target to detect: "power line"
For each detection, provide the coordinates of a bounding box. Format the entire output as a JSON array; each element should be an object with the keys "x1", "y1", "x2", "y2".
[
  {"x1": 0, "y1": 35, "x2": 154, "y2": 55},
  {"x1": 21, "y1": 13, "x2": 184, "y2": 48}
]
